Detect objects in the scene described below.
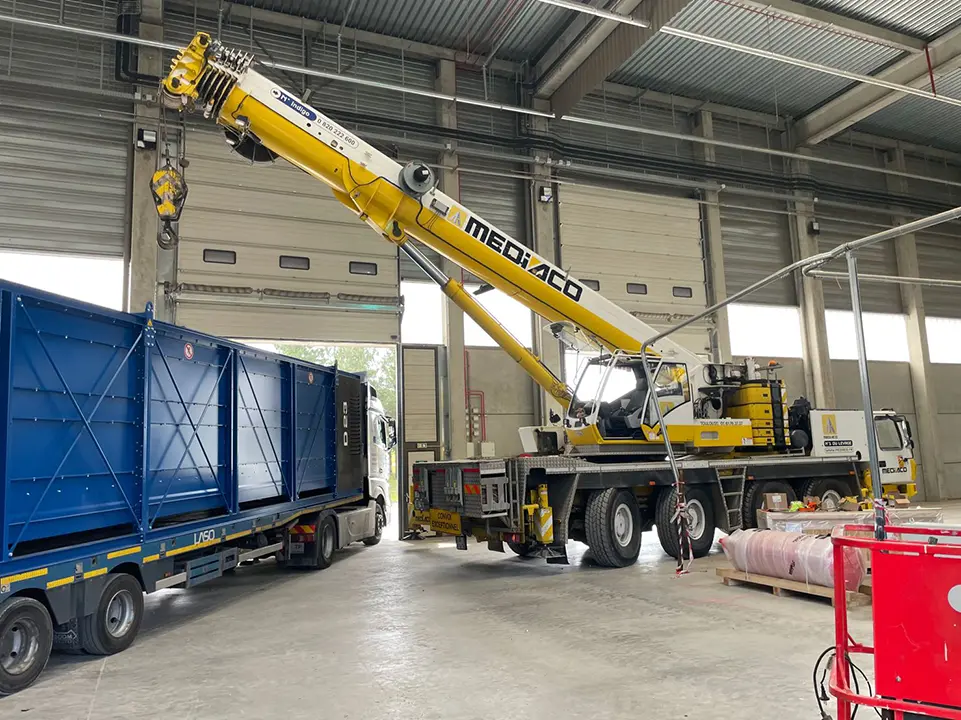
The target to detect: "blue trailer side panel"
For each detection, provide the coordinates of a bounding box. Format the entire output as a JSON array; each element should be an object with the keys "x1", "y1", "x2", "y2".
[
  {"x1": 6, "y1": 291, "x2": 144, "y2": 549},
  {"x1": 236, "y1": 352, "x2": 290, "y2": 505},
  {"x1": 0, "y1": 280, "x2": 366, "y2": 565},
  {"x1": 294, "y1": 365, "x2": 337, "y2": 498},
  {"x1": 147, "y1": 328, "x2": 233, "y2": 526}
]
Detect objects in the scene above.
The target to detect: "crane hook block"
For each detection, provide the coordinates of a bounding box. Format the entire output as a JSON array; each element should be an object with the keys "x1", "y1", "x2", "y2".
[{"x1": 151, "y1": 163, "x2": 188, "y2": 249}]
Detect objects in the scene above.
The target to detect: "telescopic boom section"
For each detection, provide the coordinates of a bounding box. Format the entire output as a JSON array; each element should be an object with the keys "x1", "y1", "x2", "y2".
[{"x1": 159, "y1": 33, "x2": 703, "y2": 371}]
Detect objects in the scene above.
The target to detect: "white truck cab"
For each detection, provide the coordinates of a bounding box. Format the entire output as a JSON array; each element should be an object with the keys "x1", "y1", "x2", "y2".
[{"x1": 366, "y1": 388, "x2": 396, "y2": 537}]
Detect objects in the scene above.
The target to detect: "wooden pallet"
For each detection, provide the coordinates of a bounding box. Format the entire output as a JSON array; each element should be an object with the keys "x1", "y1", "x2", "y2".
[{"x1": 716, "y1": 568, "x2": 871, "y2": 607}]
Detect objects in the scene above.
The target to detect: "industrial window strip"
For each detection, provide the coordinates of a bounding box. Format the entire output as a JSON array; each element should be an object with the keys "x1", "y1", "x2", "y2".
[
  {"x1": 627, "y1": 283, "x2": 648, "y2": 295},
  {"x1": 582, "y1": 279, "x2": 600, "y2": 291},
  {"x1": 673, "y1": 286, "x2": 693, "y2": 299},
  {"x1": 349, "y1": 261, "x2": 378, "y2": 276},
  {"x1": 279, "y1": 255, "x2": 310, "y2": 270},
  {"x1": 203, "y1": 249, "x2": 236, "y2": 265}
]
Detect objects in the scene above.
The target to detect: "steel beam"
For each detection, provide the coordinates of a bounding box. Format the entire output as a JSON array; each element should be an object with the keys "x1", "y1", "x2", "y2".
[
  {"x1": 549, "y1": 0, "x2": 691, "y2": 118},
  {"x1": 736, "y1": 0, "x2": 924, "y2": 54},
  {"x1": 164, "y1": 0, "x2": 522, "y2": 75},
  {"x1": 534, "y1": 0, "x2": 645, "y2": 99},
  {"x1": 795, "y1": 25, "x2": 961, "y2": 146},
  {"x1": 436, "y1": 59, "x2": 469, "y2": 461}
]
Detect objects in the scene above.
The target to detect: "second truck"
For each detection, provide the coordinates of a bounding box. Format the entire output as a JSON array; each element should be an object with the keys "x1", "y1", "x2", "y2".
[{"x1": 155, "y1": 32, "x2": 917, "y2": 568}]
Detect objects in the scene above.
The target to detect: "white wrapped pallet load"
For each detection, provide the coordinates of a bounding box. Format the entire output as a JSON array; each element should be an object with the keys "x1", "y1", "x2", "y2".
[{"x1": 719, "y1": 529, "x2": 867, "y2": 592}]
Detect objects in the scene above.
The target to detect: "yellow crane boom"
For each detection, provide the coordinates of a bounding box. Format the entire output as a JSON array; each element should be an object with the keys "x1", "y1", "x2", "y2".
[{"x1": 157, "y1": 32, "x2": 762, "y2": 453}]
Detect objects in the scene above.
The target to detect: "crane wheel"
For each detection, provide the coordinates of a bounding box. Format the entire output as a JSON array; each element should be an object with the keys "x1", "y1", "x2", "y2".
[
  {"x1": 656, "y1": 485, "x2": 716, "y2": 561},
  {"x1": 800, "y1": 478, "x2": 855, "y2": 512},
  {"x1": 507, "y1": 541, "x2": 537, "y2": 558},
  {"x1": 741, "y1": 480, "x2": 796, "y2": 529},
  {"x1": 585, "y1": 488, "x2": 642, "y2": 568}
]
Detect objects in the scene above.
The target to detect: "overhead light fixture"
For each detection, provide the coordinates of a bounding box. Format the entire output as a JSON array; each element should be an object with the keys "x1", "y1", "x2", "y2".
[{"x1": 531, "y1": 0, "x2": 650, "y2": 28}]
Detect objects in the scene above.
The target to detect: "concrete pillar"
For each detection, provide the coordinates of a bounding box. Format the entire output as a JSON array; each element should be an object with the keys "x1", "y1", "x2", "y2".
[
  {"x1": 783, "y1": 148, "x2": 835, "y2": 408},
  {"x1": 694, "y1": 111, "x2": 731, "y2": 362},
  {"x1": 127, "y1": 2, "x2": 164, "y2": 314},
  {"x1": 436, "y1": 59, "x2": 469, "y2": 460},
  {"x1": 885, "y1": 149, "x2": 945, "y2": 501},
  {"x1": 528, "y1": 101, "x2": 565, "y2": 426}
]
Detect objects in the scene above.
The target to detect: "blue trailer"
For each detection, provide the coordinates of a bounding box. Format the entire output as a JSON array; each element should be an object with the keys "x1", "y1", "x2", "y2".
[{"x1": 0, "y1": 280, "x2": 395, "y2": 694}]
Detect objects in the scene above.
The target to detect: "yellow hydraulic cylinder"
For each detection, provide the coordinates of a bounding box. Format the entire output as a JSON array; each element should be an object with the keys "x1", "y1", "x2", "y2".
[
  {"x1": 443, "y1": 280, "x2": 572, "y2": 409},
  {"x1": 535, "y1": 483, "x2": 554, "y2": 544}
]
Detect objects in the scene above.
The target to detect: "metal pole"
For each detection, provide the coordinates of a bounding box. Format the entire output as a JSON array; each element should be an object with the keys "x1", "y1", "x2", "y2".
[
  {"x1": 641, "y1": 205, "x2": 961, "y2": 353},
  {"x1": 846, "y1": 252, "x2": 886, "y2": 541},
  {"x1": 808, "y1": 269, "x2": 961, "y2": 289},
  {"x1": 638, "y1": 353, "x2": 691, "y2": 573}
]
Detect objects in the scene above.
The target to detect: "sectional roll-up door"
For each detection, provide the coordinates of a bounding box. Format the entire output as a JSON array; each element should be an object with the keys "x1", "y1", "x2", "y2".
[
  {"x1": 720, "y1": 197, "x2": 796, "y2": 306},
  {"x1": 558, "y1": 184, "x2": 709, "y2": 355},
  {"x1": 173, "y1": 129, "x2": 400, "y2": 343},
  {"x1": 0, "y1": 88, "x2": 131, "y2": 258},
  {"x1": 917, "y1": 230, "x2": 961, "y2": 319},
  {"x1": 817, "y1": 210, "x2": 901, "y2": 314}
]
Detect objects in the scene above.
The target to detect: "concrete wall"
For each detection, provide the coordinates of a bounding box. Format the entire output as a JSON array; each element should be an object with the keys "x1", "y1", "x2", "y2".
[
  {"x1": 928, "y1": 364, "x2": 961, "y2": 499},
  {"x1": 466, "y1": 348, "x2": 536, "y2": 457}
]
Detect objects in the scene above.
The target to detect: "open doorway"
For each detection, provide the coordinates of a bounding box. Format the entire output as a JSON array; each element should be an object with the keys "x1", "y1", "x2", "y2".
[
  {"x1": 0, "y1": 249, "x2": 123, "y2": 309},
  {"x1": 249, "y1": 342, "x2": 400, "y2": 538}
]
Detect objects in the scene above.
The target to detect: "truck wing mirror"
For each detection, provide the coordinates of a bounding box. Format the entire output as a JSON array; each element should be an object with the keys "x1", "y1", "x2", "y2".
[{"x1": 387, "y1": 418, "x2": 398, "y2": 450}]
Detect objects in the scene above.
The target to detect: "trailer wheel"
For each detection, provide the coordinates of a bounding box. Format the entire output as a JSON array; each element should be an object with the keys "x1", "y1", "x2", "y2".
[
  {"x1": 314, "y1": 514, "x2": 337, "y2": 569},
  {"x1": 363, "y1": 502, "x2": 386, "y2": 547},
  {"x1": 82, "y1": 573, "x2": 144, "y2": 656},
  {"x1": 800, "y1": 478, "x2": 854, "y2": 512},
  {"x1": 656, "y1": 486, "x2": 716, "y2": 560},
  {"x1": 585, "y1": 488, "x2": 642, "y2": 568},
  {"x1": 741, "y1": 480, "x2": 796, "y2": 529},
  {"x1": 0, "y1": 597, "x2": 53, "y2": 696}
]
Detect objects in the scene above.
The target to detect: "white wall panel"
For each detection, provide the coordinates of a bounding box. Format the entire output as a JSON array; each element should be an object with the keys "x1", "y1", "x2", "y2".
[
  {"x1": 466, "y1": 348, "x2": 535, "y2": 457},
  {"x1": 175, "y1": 130, "x2": 399, "y2": 342},
  {"x1": 559, "y1": 184, "x2": 709, "y2": 354}
]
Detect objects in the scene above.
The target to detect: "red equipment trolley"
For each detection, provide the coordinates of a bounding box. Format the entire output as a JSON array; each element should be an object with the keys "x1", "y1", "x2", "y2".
[{"x1": 830, "y1": 524, "x2": 961, "y2": 720}]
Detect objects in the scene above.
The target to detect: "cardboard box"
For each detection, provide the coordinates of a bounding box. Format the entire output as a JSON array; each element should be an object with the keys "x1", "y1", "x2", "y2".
[
  {"x1": 888, "y1": 493, "x2": 911, "y2": 508},
  {"x1": 763, "y1": 492, "x2": 789, "y2": 511},
  {"x1": 839, "y1": 497, "x2": 861, "y2": 512}
]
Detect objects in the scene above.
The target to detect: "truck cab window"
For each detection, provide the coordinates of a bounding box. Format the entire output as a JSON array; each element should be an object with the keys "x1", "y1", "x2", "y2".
[
  {"x1": 875, "y1": 416, "x2": 903, "y2": 452},
  {"x1": 568, "y1": 356, "x2": 689, "y2": 438}
]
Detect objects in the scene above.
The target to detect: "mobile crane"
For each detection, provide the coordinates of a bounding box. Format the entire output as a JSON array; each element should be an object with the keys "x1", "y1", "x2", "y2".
[{"x1": 156, "y1": 33, "x2": 917, "y2": 567}]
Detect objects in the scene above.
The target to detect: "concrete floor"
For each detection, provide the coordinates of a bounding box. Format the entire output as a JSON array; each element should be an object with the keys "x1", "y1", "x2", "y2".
[{"x1": 6, "y1": 503, "x2": 958, "y2": 720}]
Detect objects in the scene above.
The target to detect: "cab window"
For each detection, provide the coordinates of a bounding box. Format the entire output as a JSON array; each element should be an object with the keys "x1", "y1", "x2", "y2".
[
  {"x1": 875, "y1": 416, "x2": 902, "y2": 451},
  {"x1": 374, "y1": 417, "x2": 387, "y2": 447}
]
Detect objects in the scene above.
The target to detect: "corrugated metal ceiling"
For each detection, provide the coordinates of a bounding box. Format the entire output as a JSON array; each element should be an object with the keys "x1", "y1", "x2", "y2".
[
  {"x1": 609, "y1": 0, "x2": 904, "y2": 117},
  {"x1": 854, "y1": 68, "x2": 961, "y2": 152},
  {"x1": 797, "y1": 0, "x2": 961, "y2": 41},
  {"x1": 225, "y1": 0, "x2": 573, "y2": 62}
]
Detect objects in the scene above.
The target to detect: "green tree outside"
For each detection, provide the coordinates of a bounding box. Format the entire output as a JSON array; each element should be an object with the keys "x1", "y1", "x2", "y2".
[
  {"x1": 268, "y1": 343, "x2": 399, "y2": 502},
  {"x1": 272, "y1": 343, "x2": 397, "y2": 419}
]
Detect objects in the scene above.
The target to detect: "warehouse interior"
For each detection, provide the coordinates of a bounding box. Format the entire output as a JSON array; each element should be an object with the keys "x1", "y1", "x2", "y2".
[{"x1": 3, "y1": 0, "x2": 961, "y2": 717}]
